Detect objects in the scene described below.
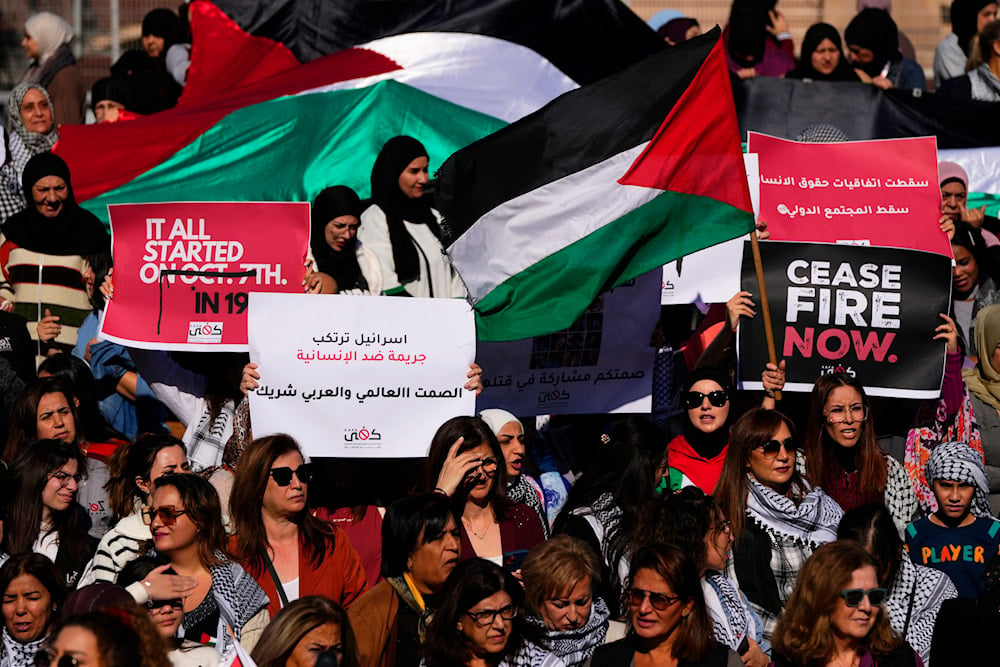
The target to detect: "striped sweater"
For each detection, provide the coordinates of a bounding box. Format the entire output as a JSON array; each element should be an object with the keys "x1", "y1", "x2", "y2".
[
  {"x1": 77, "y1": 511, "x2": 149, "y2": 587},
  {"x1": 0, "y1": 238, "x2": 93, "y2": 354}
]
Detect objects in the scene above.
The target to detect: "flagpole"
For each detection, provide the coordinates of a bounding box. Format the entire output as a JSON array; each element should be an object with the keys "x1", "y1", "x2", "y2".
[{"x1": 749, "y1": 231, "x2": 780, "y2": 401}]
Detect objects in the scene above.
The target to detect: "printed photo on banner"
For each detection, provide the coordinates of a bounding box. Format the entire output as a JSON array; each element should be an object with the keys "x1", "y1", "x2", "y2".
[
  {"x1": 248, "y1": 293, "x2": 476, "y2": 458},
  {"x1": 101, "y1": 201, "x2": 309, "y2": 350},
  {"x1": 477, "y1": 271, "x2": 658, "y2": 415},
  {"x1": 748, "y1": 133, "x2": 949, "y2": 256},
  {"x1": 737, "y1": 240, "x2": 952, "y2": 398}
]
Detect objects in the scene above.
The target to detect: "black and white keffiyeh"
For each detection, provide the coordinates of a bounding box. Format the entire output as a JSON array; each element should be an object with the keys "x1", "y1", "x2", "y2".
[
  {"x1": 746, "y1": 475, "x2": 843, "y2": 547},
  {"x1": 525, "y1": 597, "x2": 610, "y2": 667},
  {"x1": 885, "y1": 554, "x2": 958, "y2": 665},
  {"x1": 208, "y1": 560, "x2": 269, "y2": 655},
  {"x1": 925, "y1": 441, "x2": 991, "y2": 518},
  {"x1": 503, "y1": 640, "x2": 567, "y2": 667},
  {"x1": 703, "y1": 573, "x2": 761, "y2": 653},
  {"x1": 0, "y1": 627, "x2": 44, "y2": 667}
]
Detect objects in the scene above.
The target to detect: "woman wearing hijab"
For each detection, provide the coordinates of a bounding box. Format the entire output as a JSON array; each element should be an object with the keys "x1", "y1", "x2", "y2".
[
  {"x1": 19, "y1": 12, "x2": 85, "y2": 125},
  {"x1": 0, "y1": 83, "x2": 59, "y2": 224},
  {"x1": 785, "y1": 23, "x2": 861, "y2": 81},
  {"x1": 0, "y1": 153, "x2": 109, "y2": 357},
  {"x1": 305, "y1": 186, "x2": 382, "y2": 294},
  {"x1": 358, "y1": 136, "x2": 466, "y2": 298},
  {"x1": 961, "y1": 305, "x2": 1000, "y2": 514},
  {"x1": 844, "y1": 8, "x2": 925, "y2": 90},
  {"x1": 935, "y1": 0, "x2": 998, "y2": 86}
]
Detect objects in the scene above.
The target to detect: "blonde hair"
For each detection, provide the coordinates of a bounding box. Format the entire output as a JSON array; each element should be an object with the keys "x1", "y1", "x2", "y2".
[{"x1": 521, "y1": 535, "x2": 600, "y2": 614}]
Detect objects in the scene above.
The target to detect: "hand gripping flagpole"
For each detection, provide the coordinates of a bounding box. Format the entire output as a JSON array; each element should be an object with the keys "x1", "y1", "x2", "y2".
[{"x1": 749, "y1": 230, "x2": 780, "y2": 402}]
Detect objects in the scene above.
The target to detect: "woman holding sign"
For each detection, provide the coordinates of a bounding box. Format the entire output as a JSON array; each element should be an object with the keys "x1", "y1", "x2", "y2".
[
  {"x1": 358, "y1": 136, "x2": 466, "y2": 299},
  {"x1": 802, "y1": 373, "x2": 918, "y2": 536}
]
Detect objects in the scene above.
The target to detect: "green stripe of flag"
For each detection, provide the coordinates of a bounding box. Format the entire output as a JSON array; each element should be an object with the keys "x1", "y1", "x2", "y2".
[
  {"x1": 82, "y1": 80, "x2": 508, "y2": 224},
  {"x1": 473, "y1": 190, "x2": 754, "y2": 341}
]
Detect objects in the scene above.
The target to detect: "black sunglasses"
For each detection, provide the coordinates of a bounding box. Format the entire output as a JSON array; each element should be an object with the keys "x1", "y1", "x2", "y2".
[
  {"x1": 684, "y1": 390, "x2": 728, "y2": 409},
  {"x1": 269, "y1": 463, "x2": 312, "y2": 486},
  {"x1": 841, "y1": 587, "x2": 887, "y2": 607},
  {"x1": 755, "y1": 437, "x2": 799, "y2": 460}
]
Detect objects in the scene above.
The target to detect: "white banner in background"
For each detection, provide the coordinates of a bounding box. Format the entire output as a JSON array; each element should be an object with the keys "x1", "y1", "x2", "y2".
[
  {"x1": 661, "y1": 153, "x2": 761, "y2": 305},
  {"x1": 476, "y1": 271, "x2": 658, "y2": 415},
  {"x1": 248, "y1": 293, "x2": 476, "y2": 458}
]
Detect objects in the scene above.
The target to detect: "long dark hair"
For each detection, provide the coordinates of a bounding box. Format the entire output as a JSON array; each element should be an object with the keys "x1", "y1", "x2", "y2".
[
  {"x1": 628, "y1": 545, "x2": 714, "y2": 661},
  {"x1": 230, "y1": 434, "x2": 335, "y2": 578},
  {"x1": 5, "y1": 378, "x2": 81, "y2": 462},
  {"x1": 804, "y1": 373, "x2": 886, "y2": 497},
  {"x1": 634, "y1": 486, "x2": 726, "y2": 573},
  {"x1": 153, "y1": 473, "x2": 228, "y2": 568},
  {"x1": 38, "y1": 354, "x2": 124, "y2": 444},
  {"x1": 714, "y1": 408, "x2": 806, "y2": 542},
  {"x1": 423, "y1": 558, "x2": 541, "y2": 666},
  {"x1": 555, "y1": 416, "x2": 666, "y2": 592},
  {"x1": 837, "y1": 503, "x2": 903, "y2": 589},
  {"x1": 423, "y1": 416, "x2": 509, "y2": 522},
  {"x1": 3, "y1": 440, "x2": 91, "y2": 566}
]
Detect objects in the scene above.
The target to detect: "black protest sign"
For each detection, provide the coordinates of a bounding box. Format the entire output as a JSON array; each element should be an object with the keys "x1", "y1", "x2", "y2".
[{"x1": 737, "y1": 240, "x2": 952, "y2": 398}]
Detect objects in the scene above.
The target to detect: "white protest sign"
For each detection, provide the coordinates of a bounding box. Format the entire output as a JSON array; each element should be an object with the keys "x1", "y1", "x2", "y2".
[
  {"x1": 661, "y1": 154, "x2": 761, "y2": 305},
  {"x1": 476, "y1": 271, "x2": 658, "y2": 415},
  {"x1": 248, "y1": 293, "x2": 476, "y2": 458}
]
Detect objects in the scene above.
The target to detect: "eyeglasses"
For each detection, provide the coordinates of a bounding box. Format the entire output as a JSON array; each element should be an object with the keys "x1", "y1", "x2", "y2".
[
  {"x1": 475, "y1": 458, "x2": 499, "y2": 476},
  {"x1": 840, "y1": 587, "x2": 887, "y2": 607},
  {"x1": 628, "y1": 588, "x2": 682, "y2": 611},
  {"x1": 147, "y1": 598, "x2": 184, "y2": 611},
  {"x1": 754, "y1": 437, "x2": 799, "y2": 460},
  {"x1": 35, "y1": 650, "x2": 79, "y2": 667},
  {"x1": 716, "y1": 519, "x2": 732, "y2": 535},
  {"x1": 49, "y1": 470, "x2": 83, "y2": 487},
  {"x1": 824, "y1": 404, "x2": 869, "y2": 424},
  {"x1": 141, "y1": 505, "x2": 189, "y2": 526},
  {"x1": 465, "y1": 604, "x2": 518, "y2": 627},
  {"x1": 684, "y1": 390, "x2": 728, "y2": 409},
  {"x1": 269, "y1": 464, "x2": 312, "y2": 486}
]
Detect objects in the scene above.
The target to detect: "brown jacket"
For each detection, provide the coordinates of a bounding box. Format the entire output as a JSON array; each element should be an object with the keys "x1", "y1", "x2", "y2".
[
  {"x1": 46, "y1": 65, "x2": 86, "y2": 125},
  {"x1": 348, "y1": 580, "x2": 400, "y2": 667}
]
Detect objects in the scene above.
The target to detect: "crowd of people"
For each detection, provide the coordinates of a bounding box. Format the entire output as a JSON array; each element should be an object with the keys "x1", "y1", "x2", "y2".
[{"x1": 0, "y1": 1, "x2": 998, "y2": 667}]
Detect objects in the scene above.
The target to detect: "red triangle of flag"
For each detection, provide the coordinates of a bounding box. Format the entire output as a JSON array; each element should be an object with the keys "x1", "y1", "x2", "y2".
[{"x1": 618, "y1": 38, "x2": 752, "y2": 214}]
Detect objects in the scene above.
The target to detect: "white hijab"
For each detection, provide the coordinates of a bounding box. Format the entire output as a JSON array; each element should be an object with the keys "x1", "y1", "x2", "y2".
[{"x1": 24, "y1": 12, "x2": 74, "y2": 64}]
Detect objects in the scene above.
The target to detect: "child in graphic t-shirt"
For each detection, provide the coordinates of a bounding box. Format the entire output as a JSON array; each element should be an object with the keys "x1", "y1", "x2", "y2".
[{"x1": 906, "y1": 442, "x2": 1000, "y2": 598}]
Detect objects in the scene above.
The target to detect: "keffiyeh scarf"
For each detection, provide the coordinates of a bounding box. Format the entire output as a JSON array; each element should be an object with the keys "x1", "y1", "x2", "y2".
[
  {"x1": 387, "y1": 574, "x2": 434, "y2": 642},
  {"x1": 925, "y1": 441, "x2": 992, "y2": 518},
  {"x1": 0, "y1": 627, "x2": 44, "y2": 667},
  {"x1": 525, "y1": 597, "x2": 610, "y2": 666},
  {"x1": 209, "y1": 560, "x2": 269, "y2": 655},
  {"x1": 703, "y1": 573, "x2": 758, "y2": 652},
  {"x1": 746, "y1": 475, "x2": 842, "y2": 547}
]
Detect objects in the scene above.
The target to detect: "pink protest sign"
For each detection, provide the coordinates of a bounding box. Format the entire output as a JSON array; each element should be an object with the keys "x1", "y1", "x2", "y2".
[
  {"x1": 101, "y1": 201, "x2": 309, "y2": 350},
  {"x1": 748, "y1": 133, "x2": 949, "y2": 256}
]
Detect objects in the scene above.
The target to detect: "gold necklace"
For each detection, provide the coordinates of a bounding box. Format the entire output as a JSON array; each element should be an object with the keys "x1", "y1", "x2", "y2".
[{"x1": 462, "y1": 517, "x2": 489, "y2": 541}]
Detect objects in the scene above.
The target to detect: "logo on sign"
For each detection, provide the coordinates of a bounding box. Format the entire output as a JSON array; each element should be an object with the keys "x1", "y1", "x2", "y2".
[{"x1": 187, "y1": 321, "x2": 223, "y2": 343}]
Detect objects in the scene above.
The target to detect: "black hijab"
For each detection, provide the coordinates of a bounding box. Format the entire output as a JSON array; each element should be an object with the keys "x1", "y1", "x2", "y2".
[
  {"x1": 952, "y1": 0, "x2": 996, "y2": 55},
  {"x1": 310, "y1": 185, "x2": 367, "y2": 292},
  {"x1": 785, "y1": 23, "x2": 861, "y2": 81},
  {"x1": 682, "y1": 367, "x2": 734, "y2": 459},
  {"x1": 5, "y1": 153, "x2": 109, "y2": 256},
  {"x1": 369, "y1": 136, "x2": 442, "y2": 285},
  {"x1": 844, "y1": 8, "x2": 901, "y2": 78}
]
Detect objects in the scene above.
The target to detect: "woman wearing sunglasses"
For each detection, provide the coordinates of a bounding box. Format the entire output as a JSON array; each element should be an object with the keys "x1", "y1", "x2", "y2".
[
  {"x1": 78, "y1": 434, "x2": 192, "y2": 588},
  {"x1": 422, "y1": 558, "x2": 560, "y2": 666},
  {"x1": 771, "y1": 540, "x2": 920, "y2": 667},
  {"x1": 663, "y1": 368, "x2": 735, "y2": 494},
  {"x1": 638, "y1": 488, "x2": 769, "y2": 667},
  {"x1": 801, "y1": 373, "x2": 918, "y2": 537},
  {"x1": 425, "y1": 417, "x2": 545, "y2": 575},
  {"x1": 229, "y1": 434, "x2": 367, "y2": 617},
  {"x1": 588, "y1": 544, "x2": 738, "y2": 666},
  {"x1": 117, "y1": 555, "x2": 221, "y2": 667},
  {"x1": 141, "y1": 473, "x2": 269, "y2": 655},
  {"x1": 2, "y1": 440, "x2": 96, "y2": 589},
  {"x1": 714, "y1": 408, "x2": 843, "y2": 643},
  {"x1": 0, "y1": 554, "x2": 67, "y2": 667}
]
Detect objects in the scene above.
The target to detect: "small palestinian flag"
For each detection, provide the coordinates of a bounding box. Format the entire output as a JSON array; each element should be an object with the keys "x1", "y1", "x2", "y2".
[{"x1": 435, "y1": 29, "x2": 755, "y2": 342}]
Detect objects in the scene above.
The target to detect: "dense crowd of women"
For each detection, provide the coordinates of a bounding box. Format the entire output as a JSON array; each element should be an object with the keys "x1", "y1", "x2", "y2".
[{"x1": 2, "y1": 2, "x2": 1000, "y2": 667}]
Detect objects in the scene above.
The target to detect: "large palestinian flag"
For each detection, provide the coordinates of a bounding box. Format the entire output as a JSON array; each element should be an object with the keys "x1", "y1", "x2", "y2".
[
  {"x1": 436, "y1": 30, "x2": 755, "y2": 342},
  {"x1": 57, "y1": 0, "x2": 585, "y2": 216}
]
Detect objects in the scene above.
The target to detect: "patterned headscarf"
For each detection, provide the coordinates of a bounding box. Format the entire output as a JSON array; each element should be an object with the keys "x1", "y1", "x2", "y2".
[
  {"x1": 925, "y1": 441, "x2": 991, "y2": 518},
  {"x1": 6, "y1": 83, "x2": 58, "y2": 155}
]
